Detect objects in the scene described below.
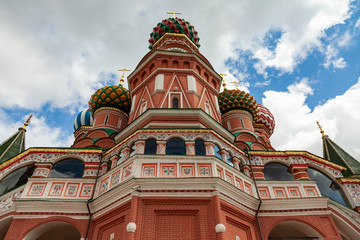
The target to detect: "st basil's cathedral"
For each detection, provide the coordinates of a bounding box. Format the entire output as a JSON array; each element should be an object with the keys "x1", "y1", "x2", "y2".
[{"x1": 0, "y1": 16, "x2": 360, "y2": 240}]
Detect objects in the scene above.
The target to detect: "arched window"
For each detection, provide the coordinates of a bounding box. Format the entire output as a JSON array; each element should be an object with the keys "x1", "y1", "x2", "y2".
[
  {"x1": 227, "y1": 154, "x2": 234, "y2": 167},
  {"x1": 214, "y1": 144, "x2": 222, "y2": 159},
  {"x1": 48, "y1": 159, "x2": 84, "y2": 178},
  {"x1": 166, "y1": 138, "x2": 186, "y2": 155},
  {"x1": 307, "y1": 167, "x2": 349, "y2": 206},
  {"x1": 145, "y1": 139, "x2": 157, "y2": 155},
  {"x1": 172, "y1": 97, "x2": 179, "y2": 109},
  {"x1": 195, "y1": 139, "x2": 205, "y2": 156},
  {"x1": 0, "y1": 164, "x2": 35, "y2": 196},
  {"x1": 264, "y1": 163, "x2": 295, "y2": 181}
]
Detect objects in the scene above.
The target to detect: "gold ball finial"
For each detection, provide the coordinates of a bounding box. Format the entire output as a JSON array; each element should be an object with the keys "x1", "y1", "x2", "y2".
[
  {"x1": 316, "y1": 121, "x2": 326, "y2": 137},
  {"x1": 220, "y1": 73, "x2": 227, "y2": 89},
  {"x1": 118, "y1": 68, "x2": 130, "y2": 85}
]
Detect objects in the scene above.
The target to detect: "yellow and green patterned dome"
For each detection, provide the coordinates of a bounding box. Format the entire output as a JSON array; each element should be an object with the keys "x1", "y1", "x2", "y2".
[
  {"x1": 218, "y1": 89, "x2": 258, "y2": 119},
  {"x1": 88, "y1": 84, "x2": 131, "y2": 115}
]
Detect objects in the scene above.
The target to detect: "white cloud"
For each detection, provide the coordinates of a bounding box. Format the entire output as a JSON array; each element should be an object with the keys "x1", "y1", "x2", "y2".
[
  {"x1": 323, "y1": 45, "x2": 347, "y2": 69},
  {"x1": 0, "y1": 112, "x2": 73, "y2": 148},
  {"x1": 254, "y1": 79, "x2": 271, "y2": 88},
  {"x1": 264, "y1": 77, "x2": 360, "y2": 160}
]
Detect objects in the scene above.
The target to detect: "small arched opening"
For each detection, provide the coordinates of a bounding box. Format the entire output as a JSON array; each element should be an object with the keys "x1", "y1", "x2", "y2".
[
  {"x1": 268, "y1": 220, "x2": 323, "y2": 240},
  {"x1": 0, "y1": 217, "x2": 12, "y2": 239},
  {"x1": 172, "y1": 97, "x2": 179, "y2": 109},
  {"x1": 145, "y1": 138, "x2": 157, "y2": 155},
  {"x1": 24, "y1": 221, "x2": 81, "y2": 240},
  {"x1": 48, "y1": 159, "x2": 84, "y2": 178},
  {"x1": 264, "y1": 162, "x2": 294, "y2": 181},
  {"x1": 166, "y1": 138, "x2": 186, "y2": 155}
]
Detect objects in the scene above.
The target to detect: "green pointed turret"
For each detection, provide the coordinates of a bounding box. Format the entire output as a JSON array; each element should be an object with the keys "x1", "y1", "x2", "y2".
[
  {"x1": 0, "y1": 115, "x2": 31, "y2": 164},
  {"x1": 317, "y1": 121, "x2": 360, "y2": 178}
]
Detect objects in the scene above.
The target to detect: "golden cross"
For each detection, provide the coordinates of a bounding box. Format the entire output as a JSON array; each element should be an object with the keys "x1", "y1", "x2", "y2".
[
  {"x1": 230, "y1": 81, "x2": 240, "y2": 90},
  {"x1": 167, "y1": 11, "x2": 182, "y2": 18},
  {"x1": 316, "y1": 121, "x2": 326, "y2": 137},
  {"x1": 118, "y1": 68, "x2": 130, "y2": 85},
  {"x1": 220, "y1": 73, "x2": 227, "y2": 89},
  {"x1": 22, "y1": 114, "x2": 33, "y2": 130}
]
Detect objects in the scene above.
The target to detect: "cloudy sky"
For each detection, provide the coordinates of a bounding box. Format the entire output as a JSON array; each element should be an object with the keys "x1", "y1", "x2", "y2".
[{"x1": 1, "y1": 0, "x2": 360, "y2": 160}]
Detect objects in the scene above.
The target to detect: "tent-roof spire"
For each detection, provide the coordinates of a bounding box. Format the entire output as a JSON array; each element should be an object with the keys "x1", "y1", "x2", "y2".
[{"x1": 0, "y1": 114, "x2": 32, "y2": 164}]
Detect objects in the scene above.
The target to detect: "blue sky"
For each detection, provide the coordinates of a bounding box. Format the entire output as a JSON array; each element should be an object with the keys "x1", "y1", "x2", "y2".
[{"x1": 1, "y1": 0, "x2": 360, "y2": 160}]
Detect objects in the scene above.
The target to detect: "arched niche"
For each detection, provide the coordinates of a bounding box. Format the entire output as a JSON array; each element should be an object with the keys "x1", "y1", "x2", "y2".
[
  {"x1": 24, "y1": 221, "x2": 81, "y2": 240},
  {"x1": 144, "y1": 138, "x2": 157, "y2": 155},
  {"x1": 48, "y1": 159, "x2": 84, "y2": 178},
  {"x1": 0, "y1": 164, "x2": 35, "y2": 196},
  {"x1": 166, "y1": 138, "x2": 186, "y2": 155},
  {"x1": 264, "y1": 162, "x2": 295, "y2": 181},
  {"x1": 267, "y1": 220, "x2": 323, "y2": 240},
  {"x1": 195, "y1": 139, "x2": 205, "y2": 156}
]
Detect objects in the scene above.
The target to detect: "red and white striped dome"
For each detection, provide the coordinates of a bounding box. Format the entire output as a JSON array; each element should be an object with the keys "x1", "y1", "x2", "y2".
[{"x1": 255, "y1": 104, "x2": 275, "y2": 136}]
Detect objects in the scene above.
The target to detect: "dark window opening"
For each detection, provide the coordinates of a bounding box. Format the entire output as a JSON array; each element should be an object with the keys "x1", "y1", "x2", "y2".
[
  {"x1": 0, "y1": 164, "x2": 35, "y2": 196},
  {"x1": 264, "y1": 163, "x2": 295, "y2": 181},
  {"x1": 307, "y1": 167, "x2": 349, "y2": 206},
  {"x1": 195, "y1": 139, "x2": 205, "y2": 156},
  {"x1": 104, "y1": 115, "x2": 109, "y2": 125},
  {"x1": 48, "y1": 159, "x2": 84, "y2": 178},
  {"x1": 172, "y1": 97, "x2": 179, "y2": 109},
  {"x1": 166, "y1": 138, "x2": 186, "y2": 155},
  {"x1": 145, "y1": 139, "x2": 157, "y2": 155}
]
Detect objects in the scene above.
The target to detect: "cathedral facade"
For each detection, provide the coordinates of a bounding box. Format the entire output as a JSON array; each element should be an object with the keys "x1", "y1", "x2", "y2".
[{"x1": 0, "y1": 17, "x2": 359, "y2": 240}]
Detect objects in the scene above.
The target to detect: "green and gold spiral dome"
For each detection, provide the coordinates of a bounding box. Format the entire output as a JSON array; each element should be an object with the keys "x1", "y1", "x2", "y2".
[
  {"x1": 148, "y1": 18, "x2": 200, "y2": 49},
  {"x1": 88, "y1": 84, "x2": 131, "y2": 115},
  {"x1": 218, "y1": 89, "x2": 258, "y2": 120}
]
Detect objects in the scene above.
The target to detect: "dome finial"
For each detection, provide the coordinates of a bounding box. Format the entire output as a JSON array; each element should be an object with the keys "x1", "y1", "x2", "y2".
[
  {"x1": 316, "y1": 121, "x2": 326, "y2": 137},
  {"x1": 167, "y1": 11, "x2": 182, "y2": 18},
  {"x1": 230, "y1": 81, "x2": 240, "y2": 90},
  {"x1": 21, "y1": 114, "x2": 33, "y2": 130},
  {"x1": 118, "y1": 68, "x2": 130, "y2": 85},
  {"x1": 220, "y1": 73, "x2": 227, "y2": 90}
]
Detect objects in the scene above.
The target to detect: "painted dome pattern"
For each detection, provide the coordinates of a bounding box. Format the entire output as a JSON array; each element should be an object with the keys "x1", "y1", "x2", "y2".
[
  {"x1": 218, "y1": 89, "x2": 258, "y2": 119},
  {"x1": 73, "y1": 109, "x2": 93, "y2": 131},
  {"x1": 255, "y1": 104, "x2": 275, "y2": 136},
  {"x1": 88, "y1": 85, "x2": 131, "y2": 115},
  {"x1": 148, "y1": 18, "x2": 200, "y2": 49}
]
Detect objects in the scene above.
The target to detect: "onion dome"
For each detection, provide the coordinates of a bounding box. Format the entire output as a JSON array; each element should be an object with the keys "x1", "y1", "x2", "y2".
[
  {"x1": 88, "y1": 84, "x2": 131, "y2": 115},
  {"x1": 255, "y1": 104, "x2": 275, "y2": 136},
  {"x1": 73, "y1": 109, "x2": 93, "y2": 131},
  {"x1": 148, "y1": 18, "x2": 200, "y2": 49},
  {"x1": 218, "y1": 89, "x2": 258, "y2": 120}
]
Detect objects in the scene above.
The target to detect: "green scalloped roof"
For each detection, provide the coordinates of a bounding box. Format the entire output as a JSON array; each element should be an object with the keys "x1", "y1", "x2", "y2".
[
  {"x1": 89, "y1": 84, "x2": 131, "y2": 114},
  {"x1": 218, "y1": 89, "x2": 258, "y2": 119},
  {"x1": 148, "y1": 18, "x2": 200, "y2": 49},
  {"x1": 322, "y1": 136, "x2": 360, "y2": 178},
  {"x1": 0, "y1": 128, "x2": 25, "y2": 164}
]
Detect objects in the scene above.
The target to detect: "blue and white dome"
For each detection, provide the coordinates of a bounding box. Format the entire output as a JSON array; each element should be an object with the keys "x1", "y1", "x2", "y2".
[{"x1": 73, "y1": 109, "x2": 93, "y2": 131}]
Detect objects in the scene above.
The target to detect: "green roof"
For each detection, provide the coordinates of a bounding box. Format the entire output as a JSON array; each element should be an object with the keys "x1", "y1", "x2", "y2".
[
  {"x1": 0, "y1": 128, "x2": 26, "y2": 164},
  {"x1": 322, "y1": 136, "x2": 360, "y2": 178}
]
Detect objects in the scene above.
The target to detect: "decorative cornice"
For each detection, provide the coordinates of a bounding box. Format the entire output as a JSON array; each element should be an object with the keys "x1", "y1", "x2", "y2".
[
  {"x1": 249, "y1": 150, "x2": 346, "y2": 171},
  {"x1": 0, "y1": 148, "x2": 103, "y2": 169},
  {"x1": 339, "y1": 178, "x2": 360, "y2": 183}
]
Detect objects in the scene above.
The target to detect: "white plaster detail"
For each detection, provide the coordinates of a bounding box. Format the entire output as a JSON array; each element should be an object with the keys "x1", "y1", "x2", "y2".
[
  {"x1": 155, "y1": 74, "x2": 164, "y2": 91},
  {"x1": 215, "y1": 223, "x2": 226, "y2": 233},
  {"x1": 127, "y1": 222, "x2": 137, "y2": 232},
  {"x1": 187, "y1": 75, "x2": 197, "y2": 92},
  {"x1": 226, "y1": 120, "x2": 231, "y2": 130},
  {"x1": 110, "y1": 233, "x2": 115, "y2": 240},
  {"x1": 131, "y1": 95, "x2": 136, "y2": 112}
]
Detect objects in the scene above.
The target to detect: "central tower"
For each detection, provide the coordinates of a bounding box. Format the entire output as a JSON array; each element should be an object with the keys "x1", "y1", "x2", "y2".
[{"x1": 127, "y1": 17, "x2": 223, "y2": 127}]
